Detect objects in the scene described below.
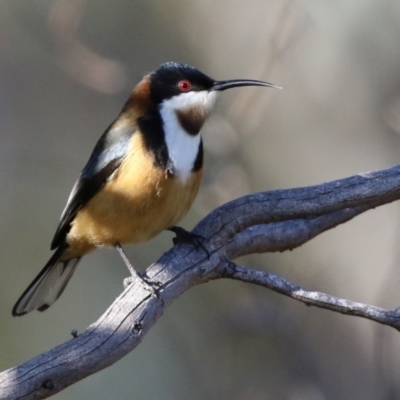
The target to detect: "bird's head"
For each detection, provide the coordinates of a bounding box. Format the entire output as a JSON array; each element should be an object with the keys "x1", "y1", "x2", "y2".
[
  {"x1": 126, "y1": 62, "x2": 281, "y2": 135},
  {"x1": 150, "y1": 62, "x2": 280, "y2": 135}
]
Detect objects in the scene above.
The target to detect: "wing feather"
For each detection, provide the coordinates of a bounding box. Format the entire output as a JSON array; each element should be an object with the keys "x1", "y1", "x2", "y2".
[{"x1": 51, "y1": 121, "x2": 136, "y2": 249}]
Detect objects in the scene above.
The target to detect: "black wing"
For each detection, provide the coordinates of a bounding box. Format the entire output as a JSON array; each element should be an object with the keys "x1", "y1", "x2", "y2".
[{"x1": 51, "y1": 121, "x2": 136, "y2": 250}]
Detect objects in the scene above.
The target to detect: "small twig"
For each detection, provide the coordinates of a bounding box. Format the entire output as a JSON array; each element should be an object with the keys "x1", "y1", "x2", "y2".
[{"x1": 221, "y1": 260, "x2": 400, "y2": 331}]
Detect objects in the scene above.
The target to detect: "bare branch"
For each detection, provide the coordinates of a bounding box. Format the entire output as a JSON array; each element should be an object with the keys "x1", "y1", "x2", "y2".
[
  {"x1": 2, "y1": 164, "x2": 400, "y2": 399},
  {"x1": 199, "y1": 165, "x2": 400, "y2": 245},
  {"x1": 225, "y1": 206, "x2": 369, "y2": 258},
  {"x1": 221, "y1": 260, "x2": 400, "y2": 331}
]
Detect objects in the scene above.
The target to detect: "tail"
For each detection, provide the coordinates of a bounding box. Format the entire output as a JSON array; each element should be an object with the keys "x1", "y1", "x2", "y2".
[{"x1": 12, "y1": 246, "x2": 81, "y2": 316}]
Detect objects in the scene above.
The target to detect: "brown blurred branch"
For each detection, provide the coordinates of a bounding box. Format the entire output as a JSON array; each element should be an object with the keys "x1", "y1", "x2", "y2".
[{"x1": 2, "y1": 164, "x2": 400, "y2": 399}]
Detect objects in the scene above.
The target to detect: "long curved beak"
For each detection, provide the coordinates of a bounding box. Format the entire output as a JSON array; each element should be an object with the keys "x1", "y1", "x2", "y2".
[{"x1": 212, "y1": 79, "x2": 282, "y2": 91}]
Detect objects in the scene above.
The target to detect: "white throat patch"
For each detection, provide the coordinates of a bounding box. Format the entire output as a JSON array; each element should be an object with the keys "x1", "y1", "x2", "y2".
[{"x1": 159, "y1": 91, "x2": 218, "y2": 183}]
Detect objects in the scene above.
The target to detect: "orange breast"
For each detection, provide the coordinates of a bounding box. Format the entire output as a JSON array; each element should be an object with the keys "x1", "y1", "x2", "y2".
[{"x1": 63, "y1": 132, "x2": 202, "y2": 259}]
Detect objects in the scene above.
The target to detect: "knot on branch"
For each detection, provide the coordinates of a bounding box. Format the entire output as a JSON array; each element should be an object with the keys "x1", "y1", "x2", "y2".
[
  {"x1": 42, "y1": 380, "x2": 54, "y2": 390},
  {"x1": 131, "y1": 322, "x2": 143, "y2": 337}
]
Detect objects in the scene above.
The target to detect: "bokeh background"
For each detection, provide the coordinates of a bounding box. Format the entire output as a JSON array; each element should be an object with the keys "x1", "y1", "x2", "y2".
[{"x1": 1, "y1": 0, "x2": 400, "y2": 399}]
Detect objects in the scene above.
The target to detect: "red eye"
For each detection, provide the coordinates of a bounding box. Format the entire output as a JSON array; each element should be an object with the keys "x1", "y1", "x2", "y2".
[{"x1": 178, "y1": 79, "x2": 191, "y2": 92}]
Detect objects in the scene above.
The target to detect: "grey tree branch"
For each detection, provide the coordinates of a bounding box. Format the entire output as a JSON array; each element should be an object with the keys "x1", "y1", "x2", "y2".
[
  {"x1": 1, "y1": 164, "x2": 400, "y2": 400},
  {"x1": 225, "y1": 206, "x2": 369, "y2": 258},
  {"x1": 221, "y1": 261, "x2": 400, "y2": 330}
]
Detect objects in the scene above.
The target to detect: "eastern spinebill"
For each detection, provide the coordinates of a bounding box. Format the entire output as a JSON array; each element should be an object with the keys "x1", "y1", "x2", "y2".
[{"x1": 12, "y1": 62, "x2": 281, "y2": 316}]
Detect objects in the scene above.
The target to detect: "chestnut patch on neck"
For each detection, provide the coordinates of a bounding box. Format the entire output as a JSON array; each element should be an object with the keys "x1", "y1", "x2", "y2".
[
  {"x1": 122, "y1": 75, "x2": 155, "y2": 117},
  {"x1": 175, "y1": 108, "x2": 206, "y2": 136}
]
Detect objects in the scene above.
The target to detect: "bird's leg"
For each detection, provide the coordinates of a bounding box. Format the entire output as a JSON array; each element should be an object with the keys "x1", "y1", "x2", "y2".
[
  {"x1": 115, "y1": 243, "x2": 158, "y2": 296},
  {"x1": 167, "y1": 226, "x2": 209, "y2": 259},
  {"x1": 115, "y1": 243, "x2": 139, "y2": 277}
]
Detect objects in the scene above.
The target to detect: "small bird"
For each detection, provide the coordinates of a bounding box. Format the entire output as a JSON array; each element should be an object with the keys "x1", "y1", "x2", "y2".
[{"x1": 12, "y1": 62, "x2": 280, "y2": 316}]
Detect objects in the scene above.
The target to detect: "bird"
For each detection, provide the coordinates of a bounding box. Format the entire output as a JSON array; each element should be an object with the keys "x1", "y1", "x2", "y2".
[{"x1": 12, "y1": 61, "x2": 281, "y2": 316}]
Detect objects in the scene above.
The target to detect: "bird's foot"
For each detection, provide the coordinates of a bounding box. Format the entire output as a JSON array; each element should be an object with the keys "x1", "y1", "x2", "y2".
[
  {"x1": 123, "y1": 271, "x2": 161, "y2": 299},
  {"x1": 123, "y1": 276, "x2": 135, "y2": 289},
  {"x1": 168, "y1": 226, "x2": 209, "y2": 259}
]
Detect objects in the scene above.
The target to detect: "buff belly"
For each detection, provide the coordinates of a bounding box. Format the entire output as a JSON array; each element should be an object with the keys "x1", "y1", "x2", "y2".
[{"x1": 63, "y1": 133, "x2": 202, "y2": 259}]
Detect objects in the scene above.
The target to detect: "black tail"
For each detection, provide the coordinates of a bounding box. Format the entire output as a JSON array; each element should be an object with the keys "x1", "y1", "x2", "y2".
[{"x1": 12, "y1": 247, "x2": 81, "y2": 316}]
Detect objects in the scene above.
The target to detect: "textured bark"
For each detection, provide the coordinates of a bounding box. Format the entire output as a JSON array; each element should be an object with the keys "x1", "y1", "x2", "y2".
[{"x1": 2, "y1": 164, "x2": 400, "y2": 399}]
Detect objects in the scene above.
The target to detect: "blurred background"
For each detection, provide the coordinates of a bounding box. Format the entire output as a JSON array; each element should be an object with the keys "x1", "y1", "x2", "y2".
[{"x1": 1, "y1": 0, "x2": 400, "y2": 399}]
